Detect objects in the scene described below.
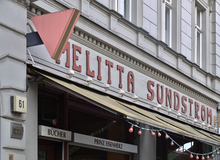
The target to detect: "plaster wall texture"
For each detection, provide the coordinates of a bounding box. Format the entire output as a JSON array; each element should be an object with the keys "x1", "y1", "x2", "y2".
[
  {"x1": 143, "y1": 0, "x2": 157, "y2": 38},
  {"x1": 25, "y1": 82, "x2": 38, "y2": 160},
  {"x1": 0, "y1": 0, "x2": 27, "y2": 159},
  {"x1": 211, "y1": 1, "x2": 220, "y2": 77},
  {"x1": 181, "y1": 0, "x2": 192, "y2": 60},
  {"x1": 0, "y1": 0, "x2": 27, "y2": 33}
]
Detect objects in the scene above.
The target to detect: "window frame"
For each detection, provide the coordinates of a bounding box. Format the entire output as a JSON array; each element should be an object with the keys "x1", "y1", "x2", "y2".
[
  {"x1": 194, "y1": 6, "x2": 202, "y2": 67},
  {"x1": 114, "y1": 0, "x2": 132, "y2": 21},
  {"x1": 162, "y1": 0, "x2": 173, "y2": 47}
]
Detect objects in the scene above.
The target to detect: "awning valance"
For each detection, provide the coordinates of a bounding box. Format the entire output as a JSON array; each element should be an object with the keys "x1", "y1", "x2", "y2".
[{"x1": 33, "y1": 70, "x2": 220, "y2": 146}]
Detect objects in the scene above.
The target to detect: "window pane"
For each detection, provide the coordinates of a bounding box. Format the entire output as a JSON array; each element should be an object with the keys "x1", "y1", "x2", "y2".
[
  {"x1": 165, "y1": 6, "x2": 170, "y2": 46},
  {"x1": 166, "y1": 0, "x2": 170, "y2": 2},
  {"x1": 124, "y1": 0, "x2": 130, "y2": 20},
  {"x1": 118, "y1": 0, "x2": 124, "y2": 16},
  {"x1": 69, "y1": 145, "x2": 129, "y2": 160},
  {"x1": 197, "y1": 32, "x2": 200, "y2": 66},
  {"x1": 115, "y1": 0, "x2": 118, "y2": 11},
  {"x1": 38, "y1": 151, "x2": 47, "y2": 160},
  {"x1": 197, "y1": 9, "x2": 201, "y2": 27}
]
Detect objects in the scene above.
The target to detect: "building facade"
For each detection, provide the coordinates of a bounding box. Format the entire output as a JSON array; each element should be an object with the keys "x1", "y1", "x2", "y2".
[{"x1": 1, "y1": 0, "x2": 220, "y2": 159}]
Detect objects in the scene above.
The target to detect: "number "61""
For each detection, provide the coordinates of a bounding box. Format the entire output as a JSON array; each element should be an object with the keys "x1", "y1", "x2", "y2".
[{"x1": 19, "y1": 100, "x2": 24, "y2": 108}]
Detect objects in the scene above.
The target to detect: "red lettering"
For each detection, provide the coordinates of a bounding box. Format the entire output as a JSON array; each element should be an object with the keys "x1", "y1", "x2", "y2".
[
  {"x1": 201, "y1": 105, "x2": 206, "y2": 121},
  {"x1": 86, "y1": 50, "x2": 95, "y2": 77},
  {"x1": 72, "y1": 44, "x2": 81, "y2": 72},
  {"x1": 207, "y1": 108, "x2": 212, "y2": 125},
  {"x1": 97, "y1": 56, "x2": 102, "y2": 80},
  {"x1": 174, "y1": 92, "x2": 180, "y2": 111},
  {"x1": 166, "y1": 88, "x2": 172, "y2": 108},
  {"x1": 195, "y1": 102, "x2": 200, "y2": 119},
  {"x1": 188, "y1": 98, "x2": 193, "y2": 116},
  {"x1": 157, "y1": 84, "x2": 163, "y2": 104},
  {"x1": 127, "y1": 71, "x2": 135, "y2": 93},
  {"x1": 106, "y1": 60, "x2": 113, "y2": 84},
  {"x1": 147, "y1": 80, "x2": 154, "y2": 100},
  {"x1": 117, "y1": 65, "x2": 124, "y2": 88},
  {"x1": 56, "y1": 42, "x2": 70, "y2": 68},
  {"x1": 181, "y1": 96, "x2": 187, "y2": 113}
]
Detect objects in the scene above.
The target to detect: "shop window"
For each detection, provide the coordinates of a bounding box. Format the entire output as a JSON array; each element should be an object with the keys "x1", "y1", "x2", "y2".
[
  {"x1": 195, "y1": 6, "x2": 202, "y2": 67},
  {"x1": 38, "y1": 139, "x2": 62, "y2": 160},
  {"x1": 38, "y1": 92, "x2": 58, "y2": 127},
  {"x1": 68, "y1": 99, "x2": 132, "y2": 160},
  {"x1": 162, "y1": 0, "x2": 172, "y2": 47},
  {"x1": 38, "y1": 151, "x2": 47, "y2": 160},
  {"x1": 114, "y1": 0, "x2": 131, "y2": 21},
  {"x1": 68, "y1": 108, "x2": 127, "y2": 142}
]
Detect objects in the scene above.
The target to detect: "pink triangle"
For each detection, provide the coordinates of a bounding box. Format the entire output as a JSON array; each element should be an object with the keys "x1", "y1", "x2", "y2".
[{"x1": 31, "y1": 9, "x2": 80, "y2": 60}]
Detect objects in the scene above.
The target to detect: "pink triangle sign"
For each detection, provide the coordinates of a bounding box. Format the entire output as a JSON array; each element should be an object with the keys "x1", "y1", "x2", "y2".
[{"x1": 31, "y1": 9, "x2": 80, "y2": 60}]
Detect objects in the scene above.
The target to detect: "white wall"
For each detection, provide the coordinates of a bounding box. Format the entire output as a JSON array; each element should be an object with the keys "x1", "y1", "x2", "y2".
[
  {"x1": 210, "y1": 0, "x2": 220, "y2": 77},
  {"x1": 0, "y1": 0, "x2": 27, "y2": 159},
  {"x1": 181, "y1": 0, "x2": 192, "y2": 60},
  {"x1": 25, "y1": 82, "x2": 38, "y2": 160},
  {"x1": 143, "y1": 0, "x2": 158, "y2": 38}
]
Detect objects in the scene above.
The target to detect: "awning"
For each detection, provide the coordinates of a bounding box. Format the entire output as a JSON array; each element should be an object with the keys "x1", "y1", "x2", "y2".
[
  {"x1": 32, "y1": 70, "x2": 220, "y2": 146},
  {"x1": 117, "y1": 101, "x2": 220, "y2": 145}
]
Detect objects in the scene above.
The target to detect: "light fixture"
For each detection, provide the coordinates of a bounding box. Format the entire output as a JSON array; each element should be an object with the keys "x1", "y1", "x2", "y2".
[
  {"x1": 43, "y1": 118, "x2": 57, "y2": 126},
  {"x1": 206, "y1": 155, "x2": 209, "y2": 159},
  {"x1": 177, "y1": 112, "x2": 181, "y2": 118},
  {"x1": 211, "y1": 153, "x2": 214, "y2": 158},
  {"x1": 85, "y1": 76, "x2": 93, "y2": 85},
  {"x1": 201, "y1": 155, "x2": 205, "y2": 160},
  {"x1": 196, "y1": 154, "x2": 199, "y2": 160},
  {"x1": 201, "y1": 122, "x2": 206, "y2": 127},
  {"x1": 150, "y1": 130, "x2": 155, "y2": 136},
  {"x1": 185, "y1": 116, "x2": 189, "y2": 121},
  {"x1": 66, "y1": 69, "x2": 74, "y2": 78},
  {"x1": 193, "y1": 119, "x2": 198, "y2": 124},
  {"x1": 177, "y1": 148, "x2": 181, "y2": 152},
  {"x1": 138, "y1": 128, "x2": 142, "y2": 135},
  {"x1": 165, "y1": 134, "x2": 169, "y2": 139},
  {"x1": 214, "y1": 127, "x2": 218, "y2": 132},
  {"x1": 156, "y1": 104, "x2": 161, "y2": 110},
  {"x1": 129, "y1": 124, "x2": 133, "y2": 133},
  {"x1": 207, "y1": 124, "x2": 211, "y2": 129},
  {"x1": 119, "y1": 89, "x2": 125, "y2": 97},
  {"x1": 103, "y1": 83, "x2": 110, "y2": 91},
  {"x1": 190, "y1": 153, "x2": 193, "y2": 158},
  {"x1": 157, "y1": 131, "x2": 161, "y2": 137},
  {"x1": 167, "y1": 108, "x2": 172, "y2": 114},
  {"x1": 132, "y1": 95, "x2": 138, "y2": 102},
  {"x1": 170, "y1": 141, "x2": 174, "y2": 146}
]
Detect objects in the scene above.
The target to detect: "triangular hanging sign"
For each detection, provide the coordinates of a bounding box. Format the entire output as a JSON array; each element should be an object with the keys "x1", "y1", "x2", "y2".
[{"x1": 31, "y1": 9, "x2": 80, "y2": 60}]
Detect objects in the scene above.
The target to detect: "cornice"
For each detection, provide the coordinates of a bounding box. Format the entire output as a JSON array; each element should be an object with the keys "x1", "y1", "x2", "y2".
[{"x1": 12, "y1": 0, "x2": 30, "y2": 8}]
